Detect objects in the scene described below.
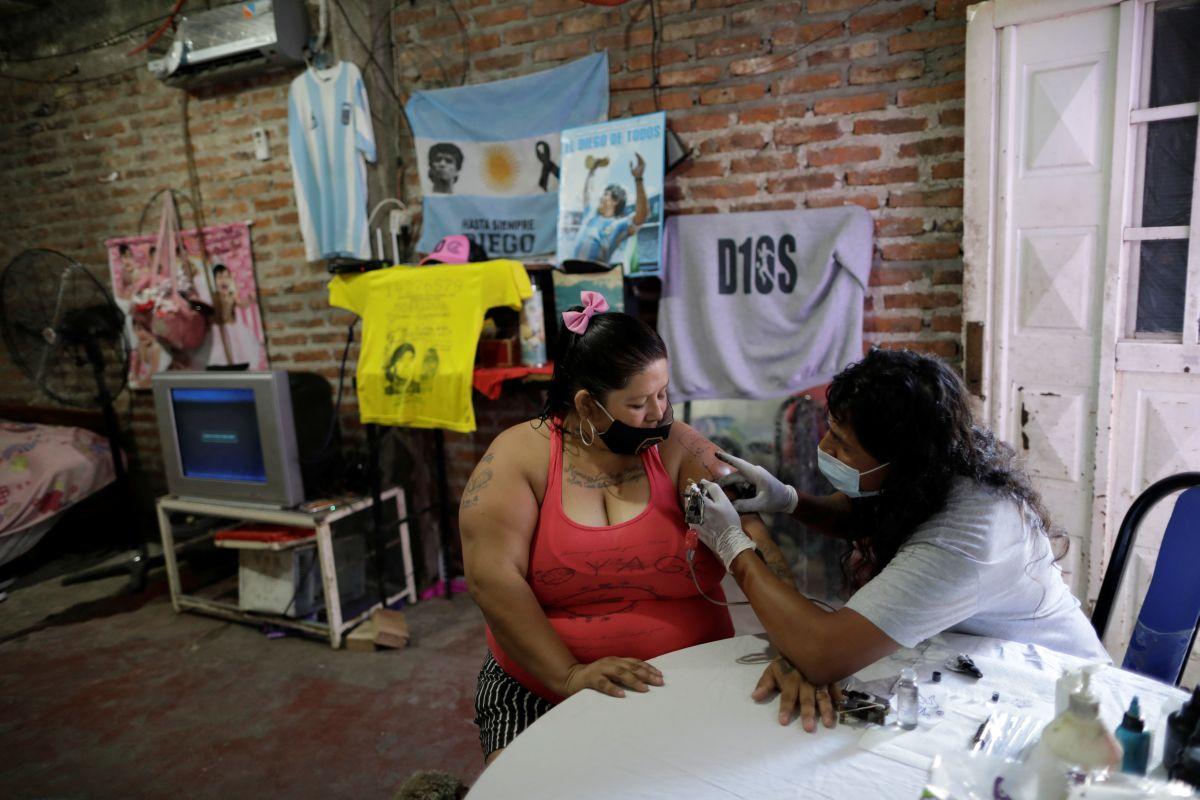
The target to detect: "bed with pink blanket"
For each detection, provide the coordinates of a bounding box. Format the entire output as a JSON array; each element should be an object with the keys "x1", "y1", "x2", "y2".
[{"x1": 0, "y1": 416, "x2": 115, "y2": 567}]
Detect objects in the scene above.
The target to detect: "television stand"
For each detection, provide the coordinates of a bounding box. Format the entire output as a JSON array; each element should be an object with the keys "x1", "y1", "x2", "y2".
[{"x1": 155, "y1": 488, "x2": 416, "y2": 648}]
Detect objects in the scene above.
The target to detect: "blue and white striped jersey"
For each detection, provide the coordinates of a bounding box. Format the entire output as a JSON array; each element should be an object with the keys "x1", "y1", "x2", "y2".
[{"x1": 288, "y1": 62, "x2": 377, "y2": 262}]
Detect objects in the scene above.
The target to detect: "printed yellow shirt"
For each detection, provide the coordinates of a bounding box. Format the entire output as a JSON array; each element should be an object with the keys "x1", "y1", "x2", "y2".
[{"x1": 329, "y1": 260, "x2": 532, "y2": 432}]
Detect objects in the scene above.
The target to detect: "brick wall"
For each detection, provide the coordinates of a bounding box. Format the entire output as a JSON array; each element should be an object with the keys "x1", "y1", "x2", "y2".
[{"x1": 0, "y1": 0, "x2": 968, "y2": 577}]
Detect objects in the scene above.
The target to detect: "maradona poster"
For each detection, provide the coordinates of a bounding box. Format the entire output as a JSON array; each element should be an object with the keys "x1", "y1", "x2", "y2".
[
  {"x1": 557, "y1": 112, "x2": 665, "y2": 276},
  {"x1": 404, "y1": 53, "x2": 608, "y2": 259}
]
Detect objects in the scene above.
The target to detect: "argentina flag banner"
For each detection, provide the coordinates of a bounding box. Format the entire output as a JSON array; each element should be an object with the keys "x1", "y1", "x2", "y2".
[{"x1": 405, "y1": 52, "x2": 609, "y2": 259}]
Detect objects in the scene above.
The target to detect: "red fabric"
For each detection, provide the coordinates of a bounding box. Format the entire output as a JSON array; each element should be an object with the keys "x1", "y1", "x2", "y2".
[
  {"x1": 472, "y1": 364, "x2": 554, "y2": 400},
  {"x1": 215, "y1": 524, "x2": 313, "y2": 544},
  {"x1": 487, "y1": 424, "x2": 733, "y2": 703}
]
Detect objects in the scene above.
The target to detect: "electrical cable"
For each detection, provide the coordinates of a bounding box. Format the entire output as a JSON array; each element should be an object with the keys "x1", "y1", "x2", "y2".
[
  {"x1": 0, "y1": 62, "x2": 144, "y2": 85},
  {"x1": 0, "y1": 11, "x2": 176, "y2": 62},
  {"x1": 304, "y1": 319, "x2": 358, "y2": 466},
  {"x1": 125, "y1": 0, "x2": 187, "y2": 57},
  {"x1": 332, "y1": 0, "x2": 402, "y2": 102},
  {"x1": 446, "y1": 0, "x2": 470, "y2": 87}
]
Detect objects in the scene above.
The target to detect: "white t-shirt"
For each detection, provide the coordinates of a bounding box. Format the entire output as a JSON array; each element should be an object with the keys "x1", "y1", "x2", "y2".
[{"x1": 844, "y1": 477, "x2": 1110, "y2": 661}]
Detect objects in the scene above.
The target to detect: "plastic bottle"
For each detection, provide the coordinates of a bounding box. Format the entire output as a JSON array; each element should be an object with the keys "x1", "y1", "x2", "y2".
[
  {"x1": 896, "y1": 667, "x2": 918, "y2": 730},
  {"x1": 1165, "y1": 686, "x2": 1200, "y2": 773},
  {"x1": 519, "y1": 284, "x2": 546, "y2": 367},
  {"x1": 1033, "y1": 669, "x2": 1122, "y2": 800},
  {"x1": 1113, "y1": 696, "x2": 1150, "y2": 775}
]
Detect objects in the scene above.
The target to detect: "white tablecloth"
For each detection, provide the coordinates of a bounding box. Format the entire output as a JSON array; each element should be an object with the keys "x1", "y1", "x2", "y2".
[{"x1": 469, "y1": 633, "x2": 1188, "y2": 799}]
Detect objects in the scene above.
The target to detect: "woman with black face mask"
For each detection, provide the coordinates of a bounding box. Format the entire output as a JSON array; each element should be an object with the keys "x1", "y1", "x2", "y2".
[{"x1": 461, "y1": 292, "x2": 791, "y2": 765}]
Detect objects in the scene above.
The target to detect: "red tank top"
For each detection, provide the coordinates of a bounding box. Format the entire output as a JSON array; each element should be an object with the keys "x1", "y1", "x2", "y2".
[{"x1": 486, "y1": 423, "x2": 733, "y2": 703}]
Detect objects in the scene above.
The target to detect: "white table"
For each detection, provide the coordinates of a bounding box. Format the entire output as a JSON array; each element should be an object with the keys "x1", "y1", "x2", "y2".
[{"x1": 470, "y1": 633, "x2": 1189, "y2": 799}]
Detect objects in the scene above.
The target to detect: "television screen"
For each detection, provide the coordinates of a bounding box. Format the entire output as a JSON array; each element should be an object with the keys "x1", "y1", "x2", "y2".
[{"x1": 171, "y1": 387, "x2": 268, "y2": 484}]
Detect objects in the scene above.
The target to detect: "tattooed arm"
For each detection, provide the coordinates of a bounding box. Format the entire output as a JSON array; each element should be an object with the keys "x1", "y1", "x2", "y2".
[
  {"x1": 663, "y1": 422, "x2": 797, "y2": 588},
  {"x1": 461, "y1": 425, "x2": 662, "y2": 700}
]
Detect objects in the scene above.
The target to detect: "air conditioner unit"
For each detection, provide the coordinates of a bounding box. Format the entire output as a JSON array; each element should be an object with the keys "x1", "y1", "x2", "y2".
[{"x1": 148, "y1": 0, "x2": 309, "y2": 88}]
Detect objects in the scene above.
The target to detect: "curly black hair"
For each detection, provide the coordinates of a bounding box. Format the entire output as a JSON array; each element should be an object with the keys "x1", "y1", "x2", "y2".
[{"x1": 826, "y1": 348, "x2": 1065, "y2": 590}]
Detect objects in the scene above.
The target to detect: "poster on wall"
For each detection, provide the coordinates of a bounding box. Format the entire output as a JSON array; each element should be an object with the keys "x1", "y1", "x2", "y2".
[
  {"x1": 105, "y1": 222, "x2": 267, "y2": 390},
  {"x1": 556, "y1": 111, "x2": 666, "y2": 276},
  {"x1": 551, "y1": 267, "x2": 625, "y2": 322},
  {"x1": 404, "y1": 52, "x2": 609, "y2": 260}
]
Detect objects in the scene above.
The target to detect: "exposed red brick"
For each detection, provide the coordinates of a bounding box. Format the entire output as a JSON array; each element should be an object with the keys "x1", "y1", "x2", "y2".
[
  {"x1": 889, "y1": 26, "x2": 966, "y2": 53},
  {"x1": 846, "y1": 165, "x2": 919, "y2": 185},
  {"x1": 774, "y1": 71, "x2": 842, "y2": 95},
  {"x1": 661, "y1": 65, "x2": 723, "y2": 87},
  {"x1": 628, "y1": 47, "x2": 691, "y2": 71},
  {"x1": 813, "y1": 92, "x2": 888, "y2": 115},
  {"x1": 932, "y1": 160, "x2": 964, "y2": 179},
  {"x1": 730, "y1": 53, "x2": 800, "y2": 76},
  {"x1": 877, "y1": 339, "x2": 960, "y2": 358},
  {"x1": 936, "y1": 0, "x2": 971, "y2": 20},
  {"x1": 473, "y1": 6, "x2": 527, "y2": 27},
  {"x1": 939, "y1": 108, "x2": 965, "y2": 126},
  {"x1": 884, "y1": 291, "x2": 960, "y2": 309},
  {"x1": 689, "y1": 180, "x2": 761, "y2": 199},
  {"x1": 533, "y1": 38, "x2": 590, "y2": 62},
  {"x1": 898, "y1": 136, "x2": 964, "y2": 157},
  {"x1": 672, "y1": 112, "x2": 734, "y2": 132},
  {"x1": 932, "y1": 268, "x2": 964, "y2": 285},
  {"x1": 875, "y1": 216, "x2": 927, "y2": 237},
  {"x1": 766, "y1": 172, "x2": 838, "y2": 192},
  {"x1": 508, "y1": 19, "x2": 559, "y2": 45},
  {"x1": 733, "y1": 2, "x2": 805, "y2": 26},
  {"x1": 611, "y1": 73, "x2": 653, "y2": 91},
  {"x1": 699, "y1": 131, "x2": 767, "y2": 153},
  {"x1": 731, "y1": 153, "x2": 800, "y2": 173},
  {"x1": 880, "y1": 240, "x2": 961, "y2": 260},
  {"x1": 730, "y1": 198, "x2": 799, "y2": 212},
  {"x1": 563, "y1": 10, "x2": 619, "y2": 34},
  {"x1": 933, "y1": 313, "x2": 963, "y2": 332},
  {"x1": 808, "y1": 0, "x2": 871, "y2": 12},
  {"x1": 864, "y1": 313, "x2": 923, "y2": 331},
  {"x1": 850, "y1": 59, "x2": 924, "y2": 85},
  {"x1": 808, "y1": 144, "x2": 881, "y2": 166},
  {"x1": 854, "y1": 116, "x2": 928, "y2": 135},
  {"x1": 888, "y1": 187, "x2": 963, "y2": 207},
  {"x1": 531, "y1": 0, "x2": 576, "y2": 16},
  {"x1": 807, "y1": 192, "x2": 880, "y2": 209},
  {"x1": 698, "y1": 34, "x2": 763, "y2": 59},
  {"x1": 849, "y1": 4, "x2": 926, "y2": 35},
  {"x1": 772, "y1": 21, "x2": 844, "y2": 47},
  {"x1": 468, "y1": 33, "x2": 501, "y2": 54},
  {"x1": 663, "y1": 15, "x2": 725, "y2": 41},
  {"x1": 897, "y1": 80, "x2": 965, "y2": 107},
  {"x1": 774, "y1": 121, "x2": 841, "y2": 146},
  {"x1": 475, "y1": 53, "x2": 527, "y2": 72},
  {"x1": 675, "y1": 159, "x2": 727, "y2": 178},
  {"x1": 700, "y1": 83, "x2": 768, "y2": 105}
]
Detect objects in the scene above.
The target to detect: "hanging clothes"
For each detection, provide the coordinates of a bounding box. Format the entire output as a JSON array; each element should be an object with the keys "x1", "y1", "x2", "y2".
[
  {"x1": 657, "y1": 206, "x2": 873, "y2": 402},
  {"x1": 288, "y1": 61, "x2": 377, "y2": 262},
  {"x1": 329, "y1": 261, "x2": 533, "y2": 432}
]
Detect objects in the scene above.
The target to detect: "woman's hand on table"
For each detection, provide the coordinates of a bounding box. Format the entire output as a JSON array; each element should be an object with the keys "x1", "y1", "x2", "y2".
[
  {"x1": 563, "y1": 657, "x2": 665, "y2": 699},
  {"x1": 752, "y1": 658, "x2": 843, "y2": 732}
]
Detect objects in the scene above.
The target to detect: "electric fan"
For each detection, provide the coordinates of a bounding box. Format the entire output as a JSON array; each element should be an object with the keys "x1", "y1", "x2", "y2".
[{"x1": 0, "y1": 248, "x2": 149, "y2": 590}]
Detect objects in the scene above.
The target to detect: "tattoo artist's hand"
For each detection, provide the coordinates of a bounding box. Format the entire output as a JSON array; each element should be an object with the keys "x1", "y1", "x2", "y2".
[
  {"x1": 716, "y1": 452, "x2": 799, "y2": 514},
  {"x1": 695, "y1": 480, "x2": 756, "y2": 569},
  {"x1": 752, "y1": 659, "x2": 844, "y2": 732},
  {"x1": 563, "y1": 657, "x2": 664, "y2": 699}
]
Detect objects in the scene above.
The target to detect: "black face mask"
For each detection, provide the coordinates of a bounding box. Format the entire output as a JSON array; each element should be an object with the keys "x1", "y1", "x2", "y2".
[{"x1": 594, "y1": 401, "x2": 673, "y2": 455}]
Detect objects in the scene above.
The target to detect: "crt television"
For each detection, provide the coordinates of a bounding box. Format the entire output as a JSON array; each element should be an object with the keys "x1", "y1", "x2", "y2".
[{"x1": 152, "y1": 371, "x2": 331, "y2": 508}]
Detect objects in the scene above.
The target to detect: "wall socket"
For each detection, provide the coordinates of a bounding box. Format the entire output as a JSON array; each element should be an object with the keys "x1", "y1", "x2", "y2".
[{"x1": 252, "y1": 128, "x2": 270, "y2": 161}]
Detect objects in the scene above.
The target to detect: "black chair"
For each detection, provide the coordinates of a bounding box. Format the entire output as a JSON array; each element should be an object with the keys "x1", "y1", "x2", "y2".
[{"x1": 1091, "y1": 472, "x2": 1200, "y2": 686}]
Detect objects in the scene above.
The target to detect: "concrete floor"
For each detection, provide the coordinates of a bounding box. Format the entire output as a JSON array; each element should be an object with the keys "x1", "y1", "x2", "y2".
[{"x1": 0, "y1": 552, "x2": 489, "y2": 800}]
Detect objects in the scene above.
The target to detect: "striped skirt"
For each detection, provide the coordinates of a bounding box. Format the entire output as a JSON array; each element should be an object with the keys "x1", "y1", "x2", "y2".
[{"x1": 474, "y1": 652, "x2": 553, "y2": 758}]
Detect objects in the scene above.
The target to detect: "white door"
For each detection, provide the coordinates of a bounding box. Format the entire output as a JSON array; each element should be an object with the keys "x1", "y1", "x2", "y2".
[{"x1": 965, "y1": 0, "x2": 1200, "y2": 674}]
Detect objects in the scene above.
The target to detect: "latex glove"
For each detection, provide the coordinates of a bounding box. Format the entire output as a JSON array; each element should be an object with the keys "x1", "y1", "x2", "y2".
[
  {"x1": 716, "y1": 452, "x2": 798, "y2": 514},
  {"x1": 695, "y1": 479, "x2": 756, "y2": 570}
]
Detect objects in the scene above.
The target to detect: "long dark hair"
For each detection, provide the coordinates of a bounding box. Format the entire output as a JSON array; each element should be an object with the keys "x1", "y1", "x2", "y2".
[
  {"x1": 826, "y1": 348, "x2": 1063, "y2": 589},
  {"x1": 539, "y1": 308, "x2": 667, "y2": 429}
]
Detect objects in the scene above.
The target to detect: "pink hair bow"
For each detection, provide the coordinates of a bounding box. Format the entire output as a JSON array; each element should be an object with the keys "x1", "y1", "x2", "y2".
[{"x1": 562, "y1": 290, "x2": 609, "y2": 334}]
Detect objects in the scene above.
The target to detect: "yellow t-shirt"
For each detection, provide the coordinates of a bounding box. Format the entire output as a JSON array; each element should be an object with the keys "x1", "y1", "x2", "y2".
[{"x1": 329, "y1": 260, "x2": 532, "y2": 432}]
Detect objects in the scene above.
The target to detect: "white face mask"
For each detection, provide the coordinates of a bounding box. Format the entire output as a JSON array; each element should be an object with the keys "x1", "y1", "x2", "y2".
[{"x1": 817, "y1": 448, "x2": 889, "y2": 498}]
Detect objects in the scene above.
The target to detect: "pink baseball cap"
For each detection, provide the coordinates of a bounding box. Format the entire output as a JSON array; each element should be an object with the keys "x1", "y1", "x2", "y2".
[{"x1": 419, "y1": 235, "x2": 488, "y2": 265}]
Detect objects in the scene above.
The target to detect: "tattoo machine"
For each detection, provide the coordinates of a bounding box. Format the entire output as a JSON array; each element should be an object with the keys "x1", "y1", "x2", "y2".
[
  {"x1": 683, "y1": 481, "x2": 704, "y2": 558},
  {"x1": 945, "y1": 653, "x2": 983, "y2": 679},
  {"x1": 838, "y1": 689, "x2": 890, "y2": 725}
]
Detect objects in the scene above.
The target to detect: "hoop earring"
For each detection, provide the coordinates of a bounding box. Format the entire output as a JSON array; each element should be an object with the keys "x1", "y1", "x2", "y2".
[{"x1": 578, "y1": 418, "x2": 596, "y2": 447}]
